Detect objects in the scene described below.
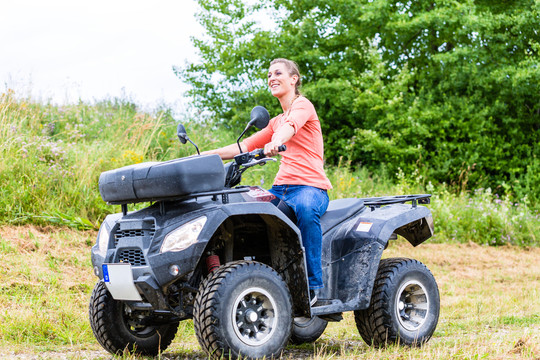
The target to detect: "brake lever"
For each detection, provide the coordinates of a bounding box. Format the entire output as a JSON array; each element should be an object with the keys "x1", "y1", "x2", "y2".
[{"x1": 242, "y1": 157, "x2": 277, "y2": 168}]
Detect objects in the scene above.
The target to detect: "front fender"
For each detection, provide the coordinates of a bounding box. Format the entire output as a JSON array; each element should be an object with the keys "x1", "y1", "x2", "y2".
[{"x1": 196, "y1": 202, "x2": 311, "y2": 317}]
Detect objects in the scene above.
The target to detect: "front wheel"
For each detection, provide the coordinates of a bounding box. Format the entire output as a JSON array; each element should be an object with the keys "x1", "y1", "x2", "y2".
[
  {"x1": 89, "y1": 281, "x2": 179, "y2": 356},
  {"x1": 193, "y1": 261, "x2": 292, "y2": 359},
  {"x1": 354, "y1": 258, "x2": 440, "y2": 347},
  {"x1": 290, "y1": 316, "x2": 328, "y2": 345}
]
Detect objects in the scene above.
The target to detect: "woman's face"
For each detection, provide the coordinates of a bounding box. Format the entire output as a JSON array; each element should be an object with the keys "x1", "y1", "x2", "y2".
[{"x1": 268, "y1": 62, "x2": 298, "y2": 98}]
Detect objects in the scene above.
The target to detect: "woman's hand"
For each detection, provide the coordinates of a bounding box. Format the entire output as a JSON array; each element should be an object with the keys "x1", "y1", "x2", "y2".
[
  {"x1": 264, "y1": 141, "x2": 283, "y2": 157},
  {"x1": 264, "y1": 123, "x2": 295, "y2": 157}
]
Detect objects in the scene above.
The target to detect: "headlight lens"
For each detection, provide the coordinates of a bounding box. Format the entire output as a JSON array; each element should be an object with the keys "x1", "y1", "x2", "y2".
[
  {"x1": 161, "y1": 216, "x2": 207, "y2": 253},
  {"x1": 97, "y1": 225, "x2": 111, "y2": 256}
]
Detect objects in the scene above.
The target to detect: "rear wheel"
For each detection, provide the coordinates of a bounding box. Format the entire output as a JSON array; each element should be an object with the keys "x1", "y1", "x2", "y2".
[
  {"x1": 193, "y1": 261, "x2": 292, "y2": 359},
  {"x1": 89, "y1": 281, "x2": 179, "y2": 356},
  {"x1": 354, "y1": 258, "x2": 439, "y2": 347},
  {"x1": 290, "y1": 316, "x2": 328, "y2": 345}
]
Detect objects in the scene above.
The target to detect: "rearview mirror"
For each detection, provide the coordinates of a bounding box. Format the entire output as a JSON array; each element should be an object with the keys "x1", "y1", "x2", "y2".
[
  {"x1": 177, "y1": 123, "x2": 200, "y2": 155},
  {"x1": 177, "y1": 124, "x2": 188, "y2": 144},
  {"x1": 249, "y1": 106, "x2": 270, "y2": 129},
  {"x1": 236, "y1": 106, "x2": 270, "y2": 153}
]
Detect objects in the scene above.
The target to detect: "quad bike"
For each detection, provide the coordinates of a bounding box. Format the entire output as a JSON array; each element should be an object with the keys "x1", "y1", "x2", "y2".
[{"x1": 89, "y1": 106, "x2": 440, "y2": 359}]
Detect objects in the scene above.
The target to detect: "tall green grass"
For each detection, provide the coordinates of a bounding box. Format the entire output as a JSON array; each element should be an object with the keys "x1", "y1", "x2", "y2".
[{"x1": 1, "y1": 91, "x2": 538, "y2": 246}]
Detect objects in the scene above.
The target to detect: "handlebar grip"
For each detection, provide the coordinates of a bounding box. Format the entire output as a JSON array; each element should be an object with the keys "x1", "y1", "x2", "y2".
[
  {"x1": 277, "y1": 145, "x2": 287, "y2": 152},
  {"x1": 254, "y1": 148, "x2": 265, "y2": 158}
]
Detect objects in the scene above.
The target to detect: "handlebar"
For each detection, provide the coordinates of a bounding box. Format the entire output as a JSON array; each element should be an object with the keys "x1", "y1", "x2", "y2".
[
  {"x1": 252, "y1": 145, "x2": 287, "y2": 160},
  {"x1": 235, "y1": 145, "x2": 286, "y2": 165},
  {"x1": 226, "y1": 145, "x2": 286, "y2": 188}
]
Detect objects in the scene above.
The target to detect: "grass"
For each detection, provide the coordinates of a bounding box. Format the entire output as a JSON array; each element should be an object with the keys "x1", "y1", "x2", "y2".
[{"x1": 0, "y1": 226, "x2": 538, "y2": 359}]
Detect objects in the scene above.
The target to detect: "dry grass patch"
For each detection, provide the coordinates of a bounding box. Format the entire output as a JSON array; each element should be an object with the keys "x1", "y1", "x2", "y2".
[
  {"x1": 0, "y1": 225, "x2": 97, "y2": 349},
  {"x1": 0, "y1": 227, "x2": 539, "y2": 359}
]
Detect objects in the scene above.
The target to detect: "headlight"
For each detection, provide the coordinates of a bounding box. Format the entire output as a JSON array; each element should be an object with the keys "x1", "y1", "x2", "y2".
[
  {"x1": 161, "y1": 216, "x2": 207, "y2": 253},
  {"x1": 97, "y1": 225, "x2": 111, "y2": 256}
]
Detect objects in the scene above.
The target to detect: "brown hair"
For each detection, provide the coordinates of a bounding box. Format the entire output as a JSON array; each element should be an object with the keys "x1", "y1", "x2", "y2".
[{"x1": 270, "y1": 58, "x2": 302, "y2": 95}]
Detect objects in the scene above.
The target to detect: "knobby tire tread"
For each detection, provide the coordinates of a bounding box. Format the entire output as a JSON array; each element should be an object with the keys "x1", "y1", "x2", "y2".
[
  {"x1": 355, "y1": 257, "x2": 420, "y2": 347},
  {"x1": 89, "y1": 281, "x2": 178, "y2": 356},
  {"x1": 89, "y1": 281, "x2": 117, "y2": 353},
  {"x1": 193, "y1": 260, "x2": 291, "y2": 359},
  {"x1": 193, "y1": 261, "x2": 248, "y2": 358}
]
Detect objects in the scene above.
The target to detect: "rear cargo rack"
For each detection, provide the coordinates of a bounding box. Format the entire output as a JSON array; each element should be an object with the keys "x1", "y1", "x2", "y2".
[{"x1": 360, "y1": 194, "x2": 431, "y2": 210}]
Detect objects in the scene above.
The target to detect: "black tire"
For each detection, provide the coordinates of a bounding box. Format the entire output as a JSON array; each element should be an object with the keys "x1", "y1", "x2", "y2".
[
  {"x1": 88, "y1": 281, "x2": 179, "y2": 356},
  {"x1": 354, "y1": 258, "x2": 440, "y2": 347},
  {"x1": 290, "y1": 316, "x2": 328, "y2": 345},
  {"x1": 193, "y1": 261, "x2": 292, "y2": 359}
]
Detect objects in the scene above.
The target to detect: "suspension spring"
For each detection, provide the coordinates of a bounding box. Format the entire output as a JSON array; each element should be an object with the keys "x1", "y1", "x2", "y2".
[{"x1": 206, "y1": 254, "x2": 221, "y2": 273}]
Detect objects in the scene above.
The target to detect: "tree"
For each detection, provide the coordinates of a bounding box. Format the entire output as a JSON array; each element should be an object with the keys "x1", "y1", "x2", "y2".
[{"x1": 177, "y1": 0, "x2": 540, "y2": 203}]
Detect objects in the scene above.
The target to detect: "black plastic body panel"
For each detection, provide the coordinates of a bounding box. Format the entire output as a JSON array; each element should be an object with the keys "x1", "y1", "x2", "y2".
[
  {"x1": 92, "y1": 182, "x2": 433, "y2": 318},
  {"x1": 91, "y1": 189, "x2": 309, "y2": 314},
  {"x1": 312, "y1": 202, "x2": 433, "y2": 316}
]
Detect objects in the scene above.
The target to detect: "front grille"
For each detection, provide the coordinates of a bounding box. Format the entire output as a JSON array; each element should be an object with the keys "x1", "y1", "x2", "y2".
[
  {"x1": 118, "y1": 249, "x2": 147, "y2": 266},
  {"x1": 117, "y1": 229, "x2": 145, "y2": 238},
  {"x1": 114, "y1": 223, "x2": 156, "y2": 247}
]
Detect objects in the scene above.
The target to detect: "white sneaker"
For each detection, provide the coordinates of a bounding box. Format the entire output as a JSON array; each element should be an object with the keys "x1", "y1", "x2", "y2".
[{"x1": 309, "y1": 289, "x2": 318, "y2": 306}]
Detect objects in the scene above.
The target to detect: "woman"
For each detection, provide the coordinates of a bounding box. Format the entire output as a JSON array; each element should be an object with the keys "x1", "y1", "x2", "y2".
[{"x1": 206, "y1": 58, "x2": 332, "y2": 305}]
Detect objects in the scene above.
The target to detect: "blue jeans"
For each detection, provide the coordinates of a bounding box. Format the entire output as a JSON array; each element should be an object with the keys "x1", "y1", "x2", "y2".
[{"x1": 269, "y1": 185, "x2": 329, "y2": 289}]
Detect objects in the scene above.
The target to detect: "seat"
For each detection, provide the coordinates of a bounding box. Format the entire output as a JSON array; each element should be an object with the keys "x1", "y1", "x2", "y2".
[{"x1": 321, "y1": 198, "x2": 365, "y2": 234}]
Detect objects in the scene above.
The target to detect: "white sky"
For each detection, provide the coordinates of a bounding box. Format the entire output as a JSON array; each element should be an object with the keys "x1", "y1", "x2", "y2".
[{"x1": 0, "y1": 0, "x2": 202, "y2": 114}]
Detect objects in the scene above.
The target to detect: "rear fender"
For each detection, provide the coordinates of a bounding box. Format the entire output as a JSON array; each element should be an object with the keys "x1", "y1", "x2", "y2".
[
  {"x1": 394, "y1": 214, "x2": 434, "y2": 246},
  {"x1": 367, "y1": 204, "x2": 434, "y2": 248},
  {"x1": 323, "y1": 204, "x2": 433, "y2": 311}
]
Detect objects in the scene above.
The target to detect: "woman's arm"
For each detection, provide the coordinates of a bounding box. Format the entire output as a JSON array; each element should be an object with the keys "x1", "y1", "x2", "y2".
[
  {"x1": 201, "y1": 142, "x2": 248, "y2": 160},
  {"x1": 264, "y1": 123, "x2": 295, "y2": 156}
]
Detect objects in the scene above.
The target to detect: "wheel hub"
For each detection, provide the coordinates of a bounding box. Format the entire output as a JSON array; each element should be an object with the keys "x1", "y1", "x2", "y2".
[
  {"x1": 395, "y1": 280, "x2": 429, "y2": 331},
  {"x1": 231, "y1": 287, "x2": 277, "y2": 346},
  {"x1": 245, "y1": 309, "x2": 258, "y2": 323},
  {"x1": 122, "y1": 305, "x2": 155, "y2": 337}
]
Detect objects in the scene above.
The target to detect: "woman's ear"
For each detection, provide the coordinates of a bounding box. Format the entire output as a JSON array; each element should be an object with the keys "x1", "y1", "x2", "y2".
[{"x1": 291, "y1": 74, "x2": 299, "y2": 85}]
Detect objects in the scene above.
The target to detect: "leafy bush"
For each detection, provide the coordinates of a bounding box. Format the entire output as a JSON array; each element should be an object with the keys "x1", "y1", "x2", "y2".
[{"x1": 178, "y1": 0, "x2": 540, "y2": 205}]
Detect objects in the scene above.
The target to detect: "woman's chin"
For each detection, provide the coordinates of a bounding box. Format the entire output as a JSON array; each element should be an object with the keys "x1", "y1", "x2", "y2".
[{"x1": 270, "y1": 89, "x2": 286, "y2": 98}]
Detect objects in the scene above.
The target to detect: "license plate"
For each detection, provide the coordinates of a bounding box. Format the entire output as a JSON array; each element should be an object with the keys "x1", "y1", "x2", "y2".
[{"x1": 102, "y1": 263, "x2": 142, "y2": 301}]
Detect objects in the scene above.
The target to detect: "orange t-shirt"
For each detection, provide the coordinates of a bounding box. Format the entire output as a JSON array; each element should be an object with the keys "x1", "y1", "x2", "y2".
[{"x1": 243, "y1": 96, "x2": 332, "y2": 190}]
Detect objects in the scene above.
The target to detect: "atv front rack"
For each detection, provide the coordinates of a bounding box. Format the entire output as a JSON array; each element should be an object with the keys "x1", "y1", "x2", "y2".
[
  {"x1": 360, "y1": 194, "x2": 431, "y2": 210},
  {"x1": 119, "y1": 187, "x2": 250, "y2": 216}
]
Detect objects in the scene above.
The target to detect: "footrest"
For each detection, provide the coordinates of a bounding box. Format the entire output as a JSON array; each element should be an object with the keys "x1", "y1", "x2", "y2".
[
  {"x1": 319, "y1": 312, "x2": 343, "y2": 322},
  {"x1": 310, "y1": 299, "x2": 346, "y2": 316}
]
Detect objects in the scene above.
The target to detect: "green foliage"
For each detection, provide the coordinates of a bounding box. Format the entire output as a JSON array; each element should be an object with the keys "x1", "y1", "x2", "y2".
[
  {"x1": 179, "y1": 0, "x2": 540, "y2": 205},
  {"x1": 430, "y1": 187, "x2": 539, "y2": 247},
  {"x1": 1, "y1": 92, "x2": 538, "y2": 246},
  {"x1": 0, "y1": 91, "x2": 185, "y2": 226}
]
